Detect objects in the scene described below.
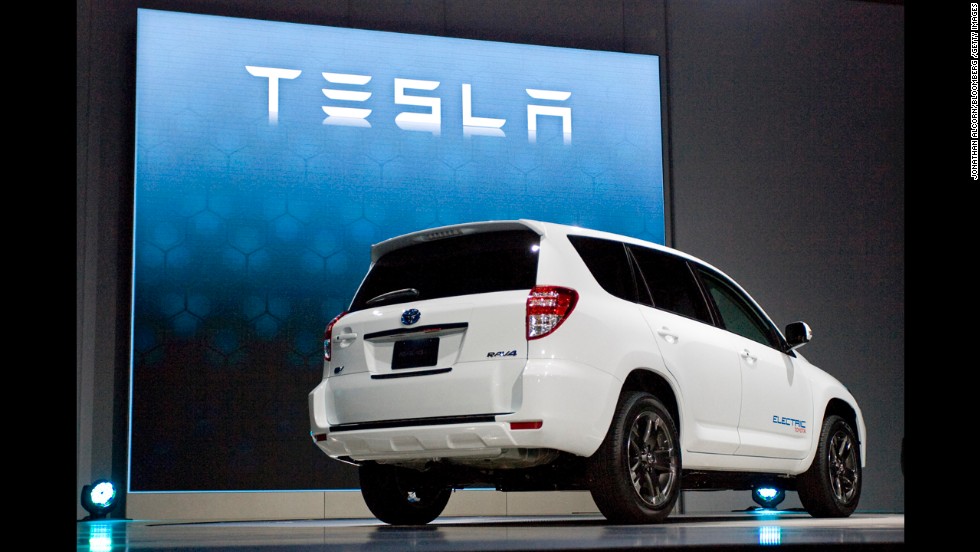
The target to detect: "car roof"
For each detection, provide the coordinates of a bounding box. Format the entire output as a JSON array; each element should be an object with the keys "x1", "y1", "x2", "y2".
[
  {"x1": 369, "y1": 219, "x2": 781, "y2": 335},
  {"x1": 371, "y1": 219, "x2": 703, "y2": 267}
]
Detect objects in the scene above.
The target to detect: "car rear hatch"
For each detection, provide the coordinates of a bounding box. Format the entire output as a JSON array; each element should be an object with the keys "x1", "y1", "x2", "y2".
[{"x1": 324, "y1": 222, "x2": 543, "y2": 426}]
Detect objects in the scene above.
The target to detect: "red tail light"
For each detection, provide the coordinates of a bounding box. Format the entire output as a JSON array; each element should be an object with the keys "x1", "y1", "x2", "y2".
[
  {"x1": 510, "y1": 421, "x2": 543, "y2": 430},
  {"x1": 526, "y1": 286, "x2": 578, "y2": 340},
  {"x1": 323, "y1": 312, "x2": 347, "y2": 361}
]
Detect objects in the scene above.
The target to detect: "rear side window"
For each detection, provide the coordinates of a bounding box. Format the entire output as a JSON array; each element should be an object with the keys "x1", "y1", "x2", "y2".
[
  {"x1": 628, "y1": 245, "x2": 713, "y2": 324},
  {"x1": 567, "y1": 235, "x2": 638, "y2": 302},
  {"x1": 349, "y1": 229, "x2": 540, "y2": 311}
]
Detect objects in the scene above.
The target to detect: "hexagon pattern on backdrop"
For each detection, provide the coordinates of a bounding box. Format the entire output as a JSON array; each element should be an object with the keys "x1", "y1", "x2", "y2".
[{"x1": 130, "y1": 9, "x2": 665, "y2": 491}]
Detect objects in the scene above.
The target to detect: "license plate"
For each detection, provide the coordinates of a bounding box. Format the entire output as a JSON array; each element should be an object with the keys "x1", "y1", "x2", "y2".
[{"x1": 391, "y1": 338, "x2": 439, "y2": 369}]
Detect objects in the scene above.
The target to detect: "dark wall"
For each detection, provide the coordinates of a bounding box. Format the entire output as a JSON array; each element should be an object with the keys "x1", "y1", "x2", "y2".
[
  {"x1": 77, "y1": 0, "x2": 903, "y2": 514},
  {"x1": 666, "y1": 0, "x2": 904, "y2": 512}
]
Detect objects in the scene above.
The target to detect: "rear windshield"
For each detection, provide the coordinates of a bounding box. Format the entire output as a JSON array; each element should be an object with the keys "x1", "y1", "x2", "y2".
[{"x1": 349, "y1": 229, "x2": 541, "y2": 311}]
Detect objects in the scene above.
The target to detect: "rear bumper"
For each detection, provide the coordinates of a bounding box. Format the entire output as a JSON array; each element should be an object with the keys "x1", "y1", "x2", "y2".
[{"x1": 308, "y1": 358, "x2": 621, "y2": 461}]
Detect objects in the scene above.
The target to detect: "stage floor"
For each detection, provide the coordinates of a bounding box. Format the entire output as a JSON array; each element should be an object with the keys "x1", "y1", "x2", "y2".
[{"x1": 77, "y1": 510, "x2": 904, "y2": 551}]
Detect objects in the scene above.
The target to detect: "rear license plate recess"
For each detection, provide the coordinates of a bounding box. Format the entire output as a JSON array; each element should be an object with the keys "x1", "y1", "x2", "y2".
[{"x1": 391, "y1": 337, "x2": 439, "y2": 369}]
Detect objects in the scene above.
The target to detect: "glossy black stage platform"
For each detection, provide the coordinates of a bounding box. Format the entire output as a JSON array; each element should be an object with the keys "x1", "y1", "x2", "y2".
[{"x1": 77, "y1": 511, "x2": 904, "y2": 551}]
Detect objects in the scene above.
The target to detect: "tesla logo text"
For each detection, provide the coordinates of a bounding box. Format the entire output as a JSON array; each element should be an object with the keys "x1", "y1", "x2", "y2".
[
  {"x1": 772, "y1": 416, "x2": 806, "y2": 433},
  {"x1": 487, "y1": 350, "x2": 518, "y2": 358},
  {"x1": 246, "y1": 66, "x2": 572, "y2": 144}
]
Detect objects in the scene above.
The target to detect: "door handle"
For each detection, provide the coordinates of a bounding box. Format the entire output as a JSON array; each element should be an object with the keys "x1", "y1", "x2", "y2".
[
  {"x1": 740, "y1": 349, "x2": 757, "y2": 364},
  {"x1": 657, "y1": 328, "x2": 679, "y2": 344},
  {"x1": 334, "y1": 333, "x2": 358, "y2": 342}
]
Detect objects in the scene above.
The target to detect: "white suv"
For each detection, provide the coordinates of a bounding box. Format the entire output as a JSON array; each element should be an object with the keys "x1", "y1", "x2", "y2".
[{"x1": 308, "y1": 220, "x2": 865, "y2": 525}]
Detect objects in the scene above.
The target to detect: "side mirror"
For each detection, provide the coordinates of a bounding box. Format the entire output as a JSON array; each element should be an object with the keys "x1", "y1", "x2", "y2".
[{"x1": 785, "y1": 321, "x2": 812, "y2": 351}]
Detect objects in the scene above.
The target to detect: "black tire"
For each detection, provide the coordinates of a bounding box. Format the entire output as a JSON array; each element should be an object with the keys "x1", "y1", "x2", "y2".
[
  {"x1": 797, "y1": 415, "x2": 862, "y2": 518},
  {"x1": 588, "y1": 391, "x2": 681, "y2": 524},
  {"x1": 358, "y1": 462, "x2": 452, "y2": 525}
]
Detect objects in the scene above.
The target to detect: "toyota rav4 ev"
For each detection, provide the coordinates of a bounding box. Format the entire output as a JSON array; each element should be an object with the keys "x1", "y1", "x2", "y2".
[{"x1": 308, "y1": 220, "x2": 865, "y2": 525}]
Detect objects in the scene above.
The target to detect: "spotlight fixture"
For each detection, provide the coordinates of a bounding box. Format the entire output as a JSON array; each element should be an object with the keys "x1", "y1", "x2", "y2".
[
  {"x1": 81, "y1": 479, "x2": 118, "y2": 520},
  {"x1": 752, "y1": 486, "x2": 785, "y2": 509}
]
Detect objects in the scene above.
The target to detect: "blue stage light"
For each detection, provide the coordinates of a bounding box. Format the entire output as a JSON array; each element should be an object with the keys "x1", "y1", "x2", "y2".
[
  {"x1": 752, "y1": 486, "x2": 786, "y2": 509},
  {"x1": 80, "y1": 479, "x2": 118, "y2": 520}
]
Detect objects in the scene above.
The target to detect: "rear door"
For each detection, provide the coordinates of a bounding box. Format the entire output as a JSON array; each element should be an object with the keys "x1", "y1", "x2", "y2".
[{"x1": 627, "y1": 244, "x2": 743, "y2": 455}]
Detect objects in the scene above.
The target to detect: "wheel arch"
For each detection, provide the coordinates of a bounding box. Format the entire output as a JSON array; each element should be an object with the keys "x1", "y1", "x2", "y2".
[
  {"x1": 811, "y1": 397, "x2": 866, "y2": 469},
  {"x1": 823, "y1": 399, "x2": 859, "y2": 439},
  {"x1": 620, "y1": 368, "x2": 681, "y2": 437}
]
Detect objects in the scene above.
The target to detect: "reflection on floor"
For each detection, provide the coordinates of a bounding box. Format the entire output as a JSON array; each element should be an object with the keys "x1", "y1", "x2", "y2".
[{"x1": 77, "y1": 511, "x2": 905, "y2": 551}]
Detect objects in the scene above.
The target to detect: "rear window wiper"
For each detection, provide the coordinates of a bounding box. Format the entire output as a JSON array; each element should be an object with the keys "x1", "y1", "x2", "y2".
[{"x1": 365, "y1": 288, "x2": 420, "y2": 306}]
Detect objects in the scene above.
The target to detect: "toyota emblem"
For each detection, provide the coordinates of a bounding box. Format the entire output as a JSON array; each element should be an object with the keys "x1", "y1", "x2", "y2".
[{"x1": 401, "y1": 308, "x2": 421, "y2": 325}]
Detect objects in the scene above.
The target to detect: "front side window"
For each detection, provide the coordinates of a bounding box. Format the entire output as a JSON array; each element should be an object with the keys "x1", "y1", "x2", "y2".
[{"x1": 696, "y1": 268, "x2": 781, "y2": 349}]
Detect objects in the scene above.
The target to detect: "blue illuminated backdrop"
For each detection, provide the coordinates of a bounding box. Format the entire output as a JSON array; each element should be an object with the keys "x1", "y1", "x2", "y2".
[{"x1": 130, "y1": 8, "x2": 665, "y2": 491}]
